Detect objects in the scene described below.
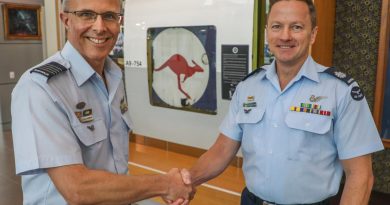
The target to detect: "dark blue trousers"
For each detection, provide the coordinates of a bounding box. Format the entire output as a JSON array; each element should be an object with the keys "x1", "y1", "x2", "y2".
[{"x1": 240, "y1": 187, "x2": 330, "y2": 205}]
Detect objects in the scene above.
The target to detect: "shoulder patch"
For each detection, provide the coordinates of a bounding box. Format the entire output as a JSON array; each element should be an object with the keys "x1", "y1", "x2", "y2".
[
  {"x1": 30, "y1": 62, "x2": 67, "y2": 80},
  {"x1": 242, "y1": 67, "x2": 264, "y2": 81},
  {"x1": 323, "y1": 67, "x2": 355, "y2": 86},
  {"x1": 351, "y1": 86, "x2": 364, "y2": 101}
]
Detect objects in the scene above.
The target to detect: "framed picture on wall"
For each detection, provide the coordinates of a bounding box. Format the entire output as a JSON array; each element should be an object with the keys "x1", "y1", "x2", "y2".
[
  {"x1": 2, "y1": 4, "x2": 41, "y2": 40},
  {"x1": 147, "y1": 25, "x2": 217, "y2": 115}
]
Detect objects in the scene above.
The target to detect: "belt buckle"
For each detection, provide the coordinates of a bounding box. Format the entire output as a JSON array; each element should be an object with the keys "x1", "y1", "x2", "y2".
[{"x1": 262, "y1": 201, "x2": 275, "y2": 205}]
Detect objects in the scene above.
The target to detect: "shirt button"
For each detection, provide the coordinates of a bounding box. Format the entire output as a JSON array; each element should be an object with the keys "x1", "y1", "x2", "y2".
[
  {"x1": 305, "y1": 122, "x2": 310, "y2": 127},
  {"x1": 272, "y1": 123, "x2": 278, "y2": 128},
  {"x1": 268, "y1": 150, "x2": 273, "y2": 154}
]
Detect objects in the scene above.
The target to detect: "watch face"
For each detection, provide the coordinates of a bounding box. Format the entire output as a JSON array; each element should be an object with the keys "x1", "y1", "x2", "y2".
[{"x1": 147, "y1": 26, "x2": 217, "y2": 114}]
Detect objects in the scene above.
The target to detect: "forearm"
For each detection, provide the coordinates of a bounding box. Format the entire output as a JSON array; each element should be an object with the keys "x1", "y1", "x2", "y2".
[
  {"x1": 80, "y1": 171, "x2": 168, "y2": 205},
  {"x1": 340, "y1": 155, "x2": 374, "y2": 205},
  {"x1": 48, "y1": 165, "x2": 169, "y2": 205},
  {"x1": 340, "y1": 173, "x2": 373, "y2": 205},
  {"x1": 190, "y1": 134, "x2": 240, "y2": 186}
]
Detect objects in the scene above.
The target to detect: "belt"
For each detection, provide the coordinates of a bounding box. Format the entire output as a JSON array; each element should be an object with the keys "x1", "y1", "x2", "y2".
[{"x1": 246, "y1": 189, "x2": 330, "y2": 205}]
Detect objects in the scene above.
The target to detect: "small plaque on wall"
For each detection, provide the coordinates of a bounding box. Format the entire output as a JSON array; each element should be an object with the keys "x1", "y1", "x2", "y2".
[{"x1": 221, "y1": 45, "x2": 249, "y2": 100}]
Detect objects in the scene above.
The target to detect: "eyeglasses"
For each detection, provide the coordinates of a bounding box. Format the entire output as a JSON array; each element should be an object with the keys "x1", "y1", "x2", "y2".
[{"x1": 64, "y1": 10, "x2": 123, "y2": 24}]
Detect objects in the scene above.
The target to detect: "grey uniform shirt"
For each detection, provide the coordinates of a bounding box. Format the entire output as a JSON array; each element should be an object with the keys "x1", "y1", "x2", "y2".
[{"x1": 12, "y1": 42, "x2": 133, "y2": 204}]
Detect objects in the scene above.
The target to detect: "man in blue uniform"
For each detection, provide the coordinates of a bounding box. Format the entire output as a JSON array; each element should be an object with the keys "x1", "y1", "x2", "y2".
[
  {"x1": 176, "y1": 0, "x2": 384, "y2": 204},
  {"x1": 11, "y1": 0, "x2": 192, "y2": 204}
]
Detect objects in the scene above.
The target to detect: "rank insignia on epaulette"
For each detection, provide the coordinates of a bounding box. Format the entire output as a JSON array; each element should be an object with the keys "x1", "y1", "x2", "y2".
[
  {"x1": 324, "y1": 67, "x2": 355, "y2": 86},
  {"x1": 120, "y1": 97, "x2": 128, "y2": 114},
  {"x1": 30, "y1": 62, "x2": 67, "y2": 80}
]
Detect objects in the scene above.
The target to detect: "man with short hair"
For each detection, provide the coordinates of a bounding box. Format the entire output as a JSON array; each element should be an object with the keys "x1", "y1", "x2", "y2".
[
  {"x1": 176, "y1": 0, "x2": 384, "y2": 204},
  {"x1": 12, "y1": 0, "x2": 192, "y2": 204}
]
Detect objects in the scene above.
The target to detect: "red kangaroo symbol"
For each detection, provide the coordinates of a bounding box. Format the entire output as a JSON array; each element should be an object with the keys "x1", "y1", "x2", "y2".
[{"x1": 154, "y1": 54, "x2": 204, "y2": 99}]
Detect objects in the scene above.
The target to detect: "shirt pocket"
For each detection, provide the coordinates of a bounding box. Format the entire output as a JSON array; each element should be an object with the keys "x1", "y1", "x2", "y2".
[
  {"x1": 236, "y1": 107, "x2": 265, "y2": 124},
  {"x1": 285, "y1": 112, "x2": 333, "y2": 161},
  {"x1": 285, "y1": 112, "x2": 332, "y2": 134},
  {"x1": 236, "y1": 107, "x2": 266, "y2": 153},
  {"x1": 72, "y1": 119, "x2": 107, "y2": 146}
]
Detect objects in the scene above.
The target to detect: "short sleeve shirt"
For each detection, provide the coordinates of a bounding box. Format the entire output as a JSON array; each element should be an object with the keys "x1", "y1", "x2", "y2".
[
  {"x1": 12, "y1": 42, "x2": 133, "y2": 204},
  {"x1": 220, "y1": 56, "x2": 384, "y2": 204}
]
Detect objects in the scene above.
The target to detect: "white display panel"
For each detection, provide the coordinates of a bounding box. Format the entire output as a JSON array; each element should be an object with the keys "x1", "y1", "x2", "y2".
[{"x1": 124, "y1": 0, "x2": 254, "y2": 149}]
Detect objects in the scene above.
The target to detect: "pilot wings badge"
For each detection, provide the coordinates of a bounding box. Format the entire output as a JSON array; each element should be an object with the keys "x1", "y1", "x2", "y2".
[{"x1": 309, "y1": 95, "x2": 327, "y2": 103}]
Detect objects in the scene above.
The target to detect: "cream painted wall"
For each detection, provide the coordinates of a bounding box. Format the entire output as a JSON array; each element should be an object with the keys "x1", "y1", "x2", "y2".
[
  {"x1": 42, "y1": 0, "x2": 62, "y2": 58},
  {"x1": 124, "y1": 0, "x2": 254, "y2": 152}
]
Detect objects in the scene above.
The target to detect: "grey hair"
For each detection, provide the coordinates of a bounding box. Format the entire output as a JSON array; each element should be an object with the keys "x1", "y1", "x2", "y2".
[
  {"x1": 61, "y1": 0, "x2": 123, "y2": 11},
  {"x1": 61, "y1": 0, "x2": 69, "y2": 11}
]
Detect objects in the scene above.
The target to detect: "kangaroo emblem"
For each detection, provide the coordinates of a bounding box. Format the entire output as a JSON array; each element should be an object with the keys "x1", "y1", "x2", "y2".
[{"x1": 154, "y1": 54, "x2": 204, "y2": 99}]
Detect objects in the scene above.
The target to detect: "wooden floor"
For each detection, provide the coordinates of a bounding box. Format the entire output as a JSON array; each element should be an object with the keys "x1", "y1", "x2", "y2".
[
  {"x1": 0, "y1": 131, "x2": 244, "y2": 205},
  {"x1": 0, "y1": 131, "x2": 23, "y2": 205},
  {"x1": 128, "y1": 142, "x2": 245, "y2": 205}
]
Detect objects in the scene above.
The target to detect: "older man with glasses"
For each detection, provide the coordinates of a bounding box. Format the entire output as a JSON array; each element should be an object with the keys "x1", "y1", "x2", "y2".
[{"x1": 11, "y1": 0, "x2": 193, "y2": 204}]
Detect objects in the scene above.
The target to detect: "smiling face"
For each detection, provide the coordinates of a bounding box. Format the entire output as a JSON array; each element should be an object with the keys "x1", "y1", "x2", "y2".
[
  {"x1": 266, "y1": 0, "x2": 318, "y2": 68},
  {"x1": 60, "y1": 0, "x2": 121, "y2": 70}
]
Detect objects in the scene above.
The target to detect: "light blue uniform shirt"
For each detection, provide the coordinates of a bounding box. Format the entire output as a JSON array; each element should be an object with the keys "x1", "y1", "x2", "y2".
[
  {"x1": 220, "y1": 56, "x2": 384, "y2": 204},
  {"x1": 12, "y1": 42, "x2": 133, "y2": 204}
]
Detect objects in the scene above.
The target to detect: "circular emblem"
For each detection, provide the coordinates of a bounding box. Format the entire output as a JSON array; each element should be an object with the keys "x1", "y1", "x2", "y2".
[
  {"x1": 350, "y1": 86, "x2": 364, "y2": 101},
  {"x1": 232, "y1": 47, "x2": 239, "y2": 54},
  {"x1": 76, "y1": 102, "x2": 86, "y2": 109}
]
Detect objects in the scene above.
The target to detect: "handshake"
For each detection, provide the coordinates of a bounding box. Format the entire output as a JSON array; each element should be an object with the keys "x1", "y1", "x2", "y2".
[{"x1": 162, "y1": 168, "x2": 195, "y2": 205}]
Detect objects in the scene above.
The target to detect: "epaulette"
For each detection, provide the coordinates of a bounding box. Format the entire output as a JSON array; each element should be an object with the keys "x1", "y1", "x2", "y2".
[
  {"x1": 242, "y1": 67, "x2": 264, "y2": 81},
  {"x1": 323, "y1": 67, "x2": 355, "y2": 86},
  {"x1": 324, "y1": 67, "x2": 364, "y2": 101},
  {"x1": 30, "y1": 62, "x2": 67, "y2": 80}
]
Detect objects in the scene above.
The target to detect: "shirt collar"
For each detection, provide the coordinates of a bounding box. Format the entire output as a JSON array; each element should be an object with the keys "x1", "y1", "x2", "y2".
[
  {"x1": 60, "y1": 42, "x2": 96, "y2": 86},
  {"x1": 298, "y1": 56, "x2": 320, "y2": 83},
  {"x1": 264, "y1": 56, "x2": 320, "y2": 83},
  {"x1": 104, "y1": 57, "x2": 123, "y2": 80}
]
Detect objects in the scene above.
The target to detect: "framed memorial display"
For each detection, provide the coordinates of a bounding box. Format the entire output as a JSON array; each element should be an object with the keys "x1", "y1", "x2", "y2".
[
  {"x1": 2, "y1": 3, "x2": 41, "y2": 40},
  {"x1": 147, "y1": 25, "x2": 217, "y2": 115}
]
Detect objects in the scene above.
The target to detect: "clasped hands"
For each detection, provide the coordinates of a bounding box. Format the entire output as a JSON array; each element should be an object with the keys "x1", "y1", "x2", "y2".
[{"x1": 162, "y1": 168, "x2": 194, "y2": 205}]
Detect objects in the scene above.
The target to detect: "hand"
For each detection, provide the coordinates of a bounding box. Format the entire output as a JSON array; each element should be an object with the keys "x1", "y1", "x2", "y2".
[
  {"x1": 163, "y1": 168, "x2": 193, "y2": 204},
  {"x1": 180, "y1": 169, "x2": 196, "y2": 202},
  {"x1": 163, "y1": 168, "x2": 197, "y2": 205},
  {"x1": 180, "y1": 168, "x2": 192, "y2": 185}
]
